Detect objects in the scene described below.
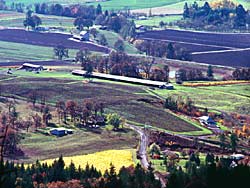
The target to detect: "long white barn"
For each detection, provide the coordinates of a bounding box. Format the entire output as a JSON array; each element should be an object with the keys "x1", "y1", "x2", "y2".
[{"x1": 72, "y1": 70, "x2": 174, "y2": 89}]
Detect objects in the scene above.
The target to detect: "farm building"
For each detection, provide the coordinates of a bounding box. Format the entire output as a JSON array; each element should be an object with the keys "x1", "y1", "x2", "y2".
[
  {"x1": 199, "y1": 116, "x2": 218, "y2": 129},
  {"x1": 230, "y1": 154, "x2": 245, "y2": 161},
  {"x1": 73, "y1": 31, "x2": 90, "y2": 41},
  {"x1": 17, "y1": 63, "x2": 45, "y2": 72},
  {"x1": 72, "y1": 70, "x2": 174, "y2": 89},
  {"x1": 49, "y1": 128, "x2": 73, "y2": 137}
]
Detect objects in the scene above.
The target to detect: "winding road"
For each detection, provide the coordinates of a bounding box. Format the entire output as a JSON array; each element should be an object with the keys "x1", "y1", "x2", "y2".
[
  {"x1": 126, "y1": 123, "x2": 167, "y2": 187},
  {"x1": 126, "y1": 124, "x2": 149, "y2": 168}
]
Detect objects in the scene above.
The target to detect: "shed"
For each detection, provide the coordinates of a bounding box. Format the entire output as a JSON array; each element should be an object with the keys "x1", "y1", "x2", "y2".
[
  {"x1": 50, "y1": 128, "x2": 73, "y2": 137},
  {"x1": 73, "y1": 31, "x2": 90, "y2": 41},
  {"x1": 199, "y1": 116, "x2": 218, "y2": 129},
  {"x1": 230, "y1": 154, "x2": 245, "y2": 161},
  {"x1": 17, "y1": 63, "x2": 45, "y2": 72}
]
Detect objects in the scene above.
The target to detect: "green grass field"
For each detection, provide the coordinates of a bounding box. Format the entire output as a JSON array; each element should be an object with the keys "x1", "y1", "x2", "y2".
[
  {"x1": 6, "y1": 0, "x2": 186, "y2": 10},
  {"x1": 154, "y1": 84, "x2": 250, "y2": 115},
  {"x1": 135, "y1": 15, "x2": 182, "y2": 27},
  {"x1": 0, "y1": 11, "x2": 75, "y2": 30},
  {"x1": 19, "y1": 127, "x2": 138, "y2": 163},
  {"x1": 0, "y1": 40, "x2": 77, "y2": 62}
]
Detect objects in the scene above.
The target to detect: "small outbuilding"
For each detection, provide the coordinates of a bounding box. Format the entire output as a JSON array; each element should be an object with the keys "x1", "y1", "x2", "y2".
[
  {"x1": 50, "y1": 128, "x2": 73, "y2": 137},
  {"x1": 199, "y1": 116, "x2": 218, "y2": 129},
  {"x1": 18, "y1": 63, "x2": 45, "y2": 72},
  {"x1": 230, "y1": 154, "x2": 245, "y2": 161},
  {"x1": 73, "y1": 31, "x2": 90, "y2": 41}
]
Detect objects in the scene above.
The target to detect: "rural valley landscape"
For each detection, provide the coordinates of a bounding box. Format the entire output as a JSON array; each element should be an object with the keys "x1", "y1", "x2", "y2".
[{"x1": 0, "y1": 0, "x2": 250, "y2": 188}]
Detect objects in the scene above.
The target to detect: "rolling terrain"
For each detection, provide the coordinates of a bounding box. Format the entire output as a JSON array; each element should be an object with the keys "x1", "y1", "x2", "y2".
[{"x1": 138, "y1": 29, "x2": 250, "y2": 67}]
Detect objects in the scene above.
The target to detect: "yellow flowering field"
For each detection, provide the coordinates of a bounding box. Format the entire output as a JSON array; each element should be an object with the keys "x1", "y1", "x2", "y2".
[
  {"x1": 183, "y1": 80, "x2": 250, "y2": 87},
  {"x1": 41, "y1": 149, "x2": 135, "y2": 174}
]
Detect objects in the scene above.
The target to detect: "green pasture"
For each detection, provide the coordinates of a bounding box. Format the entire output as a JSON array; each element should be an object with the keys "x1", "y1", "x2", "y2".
[
  {"x1": 154, "y1": 84, "x2": 250, "y2": 115},
  {"x1": 0, "y1": 40, "x2": 77, "y2": 62},
  {"x1": 135, "y1": 15, "x2": 182, "y2": 27},
  {"x1": 18, "y1": 127, "x2": 137, "y2": 163},
  {"x1": 6, "y1": 0, "x2": 186, "y2": 10},
  {"x1": 0, "y1": 11, "x2": 74, "y2": 30}
]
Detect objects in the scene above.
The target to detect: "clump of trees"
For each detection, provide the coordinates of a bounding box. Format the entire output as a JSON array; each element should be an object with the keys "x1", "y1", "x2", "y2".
[
  {"x1": 55, "y1": 99, "x2": 105, "y2": 126},
  {"x1": 136, "y1": 40, "x2": 192, "y2": 61},
  {"x1": 232, "y1": 68, "x2": 250, "y2": 80},
  {"x1": 54, "y1": 45, "x2": 69, "y2": 60},
  {"x1": 74, "y1": 50, "x2": 171, "y2": 82},
  {"x1": 180, "y1": 1, "x2": 250, "y2": 31},
  {"x1": 33, "y1": 3, "x2": 136, "y2": 38},
  {"x1": 164, "y1": 96, "x2": 206, "y2": 117},
  {"x1": 23, "y1": 10, "x2": 42, "y2": 30},
  {"x1": 0, "y1": 102, "x2": 24, "y2": 159},
  {"x1": 0, "y1": 0, "x2": 7, "y2": 10},
  {"x1": 175, "y1": 68, "x2": 206, "y2": 83},
  {"x1": 107, "y1": 113, "x2": 124, "y2": 130},
  {"x1": 167, "y1": 154, "x2": 250, "y2": 188}
]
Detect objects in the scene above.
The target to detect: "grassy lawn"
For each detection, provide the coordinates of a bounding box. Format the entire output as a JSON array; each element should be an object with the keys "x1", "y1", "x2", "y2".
[
  {"x1": 154, "y1": 84, "x2": 250, "y2": 115},
  {"x1": 0, "y1": 40, "x2": 77, "y2": 62}
]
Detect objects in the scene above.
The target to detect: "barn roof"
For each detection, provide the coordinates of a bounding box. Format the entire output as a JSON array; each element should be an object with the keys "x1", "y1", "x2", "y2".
[
  {"x1": 72, "y1": 70, "x2": 172, "y2": 87},
  {"x1": 22, "y1": 63, "x2": 43, "y2": 68}
]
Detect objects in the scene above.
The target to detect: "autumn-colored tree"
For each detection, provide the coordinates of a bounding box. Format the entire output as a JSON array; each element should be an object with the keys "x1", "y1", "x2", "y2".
[
  {"x1": 32, "y1": 113, "x2": 42, "y2": 131},
  {"x1": 66, "y1": 100, "x2": 77, "y2": 122}
]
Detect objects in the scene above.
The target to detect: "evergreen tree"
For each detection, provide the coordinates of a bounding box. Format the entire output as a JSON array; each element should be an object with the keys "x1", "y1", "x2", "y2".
[
  {"x1": 207, "y1": 65, "x2": 214, "y2": 79},
  {"x1": 183, "y1": 2, "x2": 190, "y2": 19},
  {"x1": 234, "y1": 4, "x2": 247, "y2": 27}
]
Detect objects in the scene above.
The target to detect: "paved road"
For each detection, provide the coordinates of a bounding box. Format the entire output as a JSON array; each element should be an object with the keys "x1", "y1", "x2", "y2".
[
  {"x1": 126, "y1": 124, "x2": 149, "y2": 168},
  {"x1": 126, "y1": 123, "x2": 167, "y2": 187}
]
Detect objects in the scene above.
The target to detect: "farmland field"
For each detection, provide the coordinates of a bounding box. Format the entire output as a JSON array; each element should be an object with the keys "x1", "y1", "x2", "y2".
[
  {"x1": 0, "y1": 29, "x2": 109, "y2": 53},
  {"x1": 18, "y1": 125, "x2": 137, "y2": 163},
  {"x1": 138, "y1": 29, "x2": 250, "y2": 67},
  {"x1": 0, "y1": 11, "x2": 75, "y2": 30},
  {"x1": 134, "y1": 15, "x2": 182, "y2": 27},
  {"x1": 192, "y1": 49, "x2": 250, "y2": 67},
  {"x1": 40, "y1": 149, "x2": 135, "y2": 174},
  {"x1": 154, "y1": 84, "x2": 250, "y2": 115},
  {"x1": 131, "y1": 0, "x2": 250, "y2": 15},
  {"x1": 7, "y1": 0, "x2": 187, "y2": 10},
  {"x1": 0, "y1": 70, "x2": 206, "y2": 134},
  {"x1": 0, "y1": 40, "x2": 78, "y2": 63}
]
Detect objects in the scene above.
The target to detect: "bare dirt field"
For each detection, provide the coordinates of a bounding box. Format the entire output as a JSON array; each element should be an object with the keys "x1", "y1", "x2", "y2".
[
  {"x1": 0, "y1": 29, "x2": 110, "y2": 53},
  {"x1": 138, "y1": 29, "x2": 250, "y2": 67}
]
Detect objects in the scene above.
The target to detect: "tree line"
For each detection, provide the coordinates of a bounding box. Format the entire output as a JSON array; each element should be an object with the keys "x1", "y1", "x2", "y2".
[
  {"x1": 33, "y1": 3, "x2": 136, "y2": 39},
  {"x1": 167, "y1": 154, "x2": 250, "y2": 188},
  {"x1": 232, "y1": 68, "x2": 250, "y2": 80},
  {"x1": 74, "y1": 50, "x2": 170, "y2": 82},
  {"x1": 0, "y1": 156, "x2": 161, "y2": 188},
  {"x1": 135, "y1": 40, "x2": 192, "y2": 61},
  {"x1": 164, "y1": 96, "x2": 207, "y2": 117},
  {"x1": 175, "y1": 65, "x2": 214, "y2": 83},
  {"x1": 180, "y1": 1, "x2": 250, "y2": 31}
]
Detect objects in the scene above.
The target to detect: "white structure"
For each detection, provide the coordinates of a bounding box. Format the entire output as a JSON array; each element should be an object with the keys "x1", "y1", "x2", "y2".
[
  {"x1": 199, "y1": 116, "x2": 218, "y2": 129},
  {"x1": 17, "y1": 63, "x2": 45, "y2": 72},
  {"x1": 72, "y1": 70, "x2": 174, "y2": 89},
  {"x1": 73, "y1": 31, "x2": 90, "y2": 41},
  {"x1": 230, "y1": 154, "x2": 245, "y2": 160}
]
